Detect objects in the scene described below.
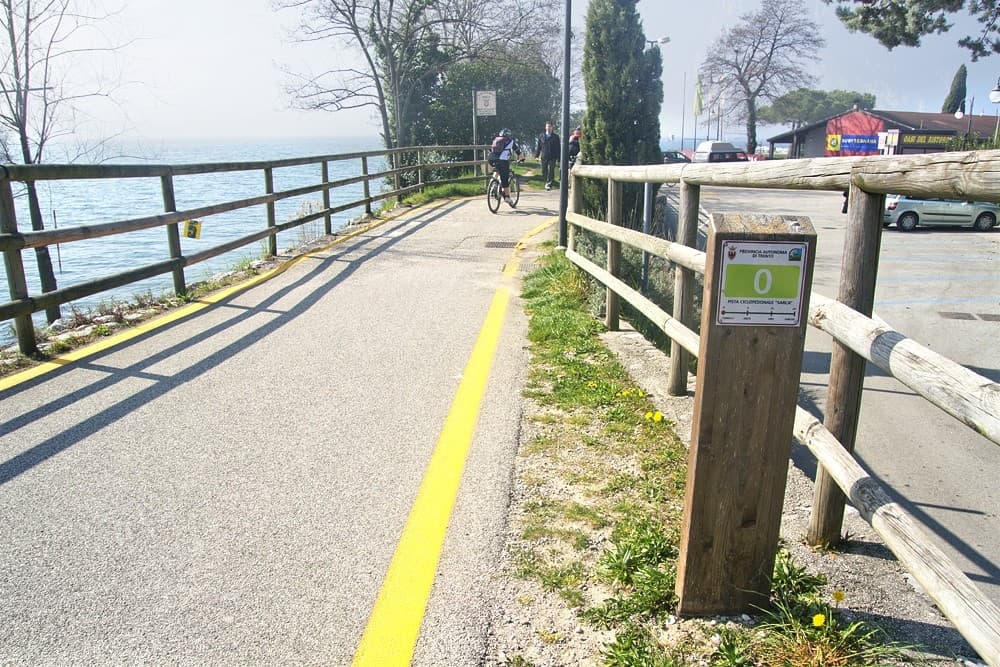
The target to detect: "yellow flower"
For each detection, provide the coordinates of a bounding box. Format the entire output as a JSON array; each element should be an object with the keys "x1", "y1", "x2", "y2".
[
  {"x1": 587, "y1": 381, "x2": 597, "y2": 389},
  {"x1": 832, "y1": 590, "x2": 845, "y2": 603},
  {"x1": 644, "y1": 411, "x2": 653, "y2": 420},
  {"x1": 653, "y1": 411, "x2": 663, "y2": 422},
  {"x1": 812, "y1": 613, "x2": 826, "y2": 627}
]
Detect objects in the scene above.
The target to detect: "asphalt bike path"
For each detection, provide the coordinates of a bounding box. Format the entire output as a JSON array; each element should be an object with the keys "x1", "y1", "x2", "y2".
[{"x1": 0, "y1": 190, "x2": 560, "y2": 665}]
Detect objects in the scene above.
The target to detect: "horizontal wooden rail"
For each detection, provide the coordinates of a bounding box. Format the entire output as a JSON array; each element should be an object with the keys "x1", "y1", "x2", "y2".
[
  {"x1": 568, "y1": 205, "x2": 1000, "y2": 448},
  {"x1": 0, "y1": 145, "x2": 483, "y2": 181},
  {"x1": 808, "y1": 293, "x2": 1000, "y2": 444},
  {"x1": 566, "y1": 149, "x2": 1000, "y2": 663},
  {"x1": 573, "y1": 149, "x2": 1000, "y2": 202},
  {"x1": 794, "y1": 408, "x2": 1000, "y2": 663},
  {"x1": 565, "y1": 248, "x2": 700, "y2": 355},
  {"x1": 567, "y1": 211, "x2": 706, "y2": 274},
  {"x1": 0, "y1": 146, "x2": 483, "y2": 339}
]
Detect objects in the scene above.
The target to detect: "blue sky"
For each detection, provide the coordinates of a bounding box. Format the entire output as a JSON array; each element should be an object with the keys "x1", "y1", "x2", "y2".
[{"x1": 90, "y1": 1, "x2": 1000, "y2": 142}]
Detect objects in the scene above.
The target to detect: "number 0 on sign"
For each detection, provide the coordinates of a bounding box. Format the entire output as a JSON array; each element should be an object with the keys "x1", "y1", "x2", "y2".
[{"x1": 717, "y1": 240, "x2": 809, "y2": 326}]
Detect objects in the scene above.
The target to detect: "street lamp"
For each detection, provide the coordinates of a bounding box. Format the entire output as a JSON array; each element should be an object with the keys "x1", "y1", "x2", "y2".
[
  {"x1": 645, "y1": 36, "x2": 670, "y2": 48},
  {"x1": 955, "y1": 96, "x2": 974, "y2": 145}
]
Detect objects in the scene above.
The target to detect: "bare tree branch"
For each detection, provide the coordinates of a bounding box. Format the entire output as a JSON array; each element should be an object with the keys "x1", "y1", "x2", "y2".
[
  {"x1": 700, "y1": 0, "x2": 823, "y2": 153},
  {"x1": 273, "y1": 0, "x2": 556, "y2": 149}
]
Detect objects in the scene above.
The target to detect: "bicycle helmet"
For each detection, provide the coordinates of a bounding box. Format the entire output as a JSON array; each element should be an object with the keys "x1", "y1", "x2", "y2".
[{"x1": 500, "y1": 128, "x2": 512, "y2": 138}]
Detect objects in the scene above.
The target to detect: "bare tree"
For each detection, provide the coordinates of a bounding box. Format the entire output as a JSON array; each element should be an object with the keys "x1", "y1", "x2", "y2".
[
  {"x1": 699, "y1": 0, "x2": 823, "y2": 154},
  {"x1": 274, "y1": 0, "x2": 556, "y2": 150},
  {"x1": 1, "y1": 0, "x2": 125, "y2": 323}
]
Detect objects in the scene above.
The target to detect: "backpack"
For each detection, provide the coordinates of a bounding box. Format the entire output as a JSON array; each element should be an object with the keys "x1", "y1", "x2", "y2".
[{"x1": 488, "y1": 136, "x2": 507, "y2": 166}]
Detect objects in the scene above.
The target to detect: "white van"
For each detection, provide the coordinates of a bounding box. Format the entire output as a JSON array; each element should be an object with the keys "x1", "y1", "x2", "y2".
[{"x1": 692, "y1": 141, "x2": 749, "y2": 163}]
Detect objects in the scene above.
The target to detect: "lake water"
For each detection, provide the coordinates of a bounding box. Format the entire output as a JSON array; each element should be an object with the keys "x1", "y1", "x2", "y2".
[{"x1": 2, "y1": 136, "x2": 387, "y2": 343}]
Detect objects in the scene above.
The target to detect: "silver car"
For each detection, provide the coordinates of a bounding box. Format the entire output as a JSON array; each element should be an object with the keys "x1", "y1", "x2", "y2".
[{"x1": 883, "y1": 195, "x2": 999, "y2": 231}]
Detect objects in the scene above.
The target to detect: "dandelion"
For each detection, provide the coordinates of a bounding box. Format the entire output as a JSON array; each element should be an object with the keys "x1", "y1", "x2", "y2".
[
  {"x1": 832, "y1": 590, "x2": 845, "y2": 604},
  {"x1": 653, "y1": 411, "x2": 663, "y2": 422},
  {"x1": 812, "y1": 613, "x2": 826, "y2": 627},
  {"x1": 587, "y1": 381, "x2": 597, "y2": 389},
  {"x1": 644, "y1": 411, "x2": 653, "y2": 420}
]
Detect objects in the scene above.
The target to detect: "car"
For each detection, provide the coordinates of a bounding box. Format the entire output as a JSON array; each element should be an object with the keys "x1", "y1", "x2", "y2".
[
  {"x1": 662, "y1": 150, "x2": 691, "y2": 164},
  {"x1": 882, "y1": 195, "x2": 999, "y2": 231},
  {"x1": 691, "y1": 141, "x2": 749, "y2": 163}
]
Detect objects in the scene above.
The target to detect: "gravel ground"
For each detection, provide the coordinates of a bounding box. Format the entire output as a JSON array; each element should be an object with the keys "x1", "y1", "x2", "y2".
[{"x1": 483, "y1": 323, "x2": 987, "y2": 666}]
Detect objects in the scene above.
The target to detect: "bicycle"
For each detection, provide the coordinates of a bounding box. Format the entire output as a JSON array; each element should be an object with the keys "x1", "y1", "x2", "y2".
[{"x1": 486, "y1": 160, "x2": 521, "y2": 214}]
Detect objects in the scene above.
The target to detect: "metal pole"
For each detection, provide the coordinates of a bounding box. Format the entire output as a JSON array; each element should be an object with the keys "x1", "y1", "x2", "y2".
[
  {"x1": 557, "y1": 0, "x2": 572, "y2": 248},
  {"x1": 641, "y1": 182, "x2": 652, "y2": 292},
  {"x1": 680, "y1": 72, "x2": 686, "y2": 152}
]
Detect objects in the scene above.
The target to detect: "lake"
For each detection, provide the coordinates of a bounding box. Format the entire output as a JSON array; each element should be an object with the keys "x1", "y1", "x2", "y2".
[{"x1": 2, "y1": 136, "x2": 387, "y2": 343}]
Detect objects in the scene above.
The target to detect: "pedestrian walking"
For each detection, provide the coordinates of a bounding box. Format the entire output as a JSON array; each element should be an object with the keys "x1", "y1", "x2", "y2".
[{"x1": 535, "y1": 122, "x2": 561, "y2": 190}]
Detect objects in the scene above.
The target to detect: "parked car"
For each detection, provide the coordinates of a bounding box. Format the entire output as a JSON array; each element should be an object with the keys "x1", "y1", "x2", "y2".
[
  {"x1": 662, "y1": 150, "x2": 691, "y2": 164},
  {"x1": 883, "y1": 195, "x2": 999, "y2": 231},
  {"x1": 691, "y1": 141, "x2": 749, "y2": 163}
]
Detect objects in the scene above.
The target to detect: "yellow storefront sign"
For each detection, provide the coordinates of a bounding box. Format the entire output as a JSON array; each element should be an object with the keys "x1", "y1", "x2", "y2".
[{"x1": 826, "y1": 134, "x2": 842, "y2": 151}]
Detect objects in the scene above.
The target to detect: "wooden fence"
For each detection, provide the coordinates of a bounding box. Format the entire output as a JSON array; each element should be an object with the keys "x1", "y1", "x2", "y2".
[
  {"x1": 0, "y1": 145, "x2": 484, "y2": 354},
  {"x1": 567, "y1": 150, "x2": 1000, "y2": 665}
]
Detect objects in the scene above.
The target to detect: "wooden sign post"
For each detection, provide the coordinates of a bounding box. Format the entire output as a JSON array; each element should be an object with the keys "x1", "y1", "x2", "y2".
[{"x1": 676, "y1": 213, "x2": 816, "y2": 615}]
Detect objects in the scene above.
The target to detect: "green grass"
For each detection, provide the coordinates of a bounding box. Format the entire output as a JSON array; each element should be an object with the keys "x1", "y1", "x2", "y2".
[
  {"x1": 400, "y1": 179, "x2": 484, "y2": 206},
  {"x1": 513, "y1": 250, "x2": 915, "y2": 666}
]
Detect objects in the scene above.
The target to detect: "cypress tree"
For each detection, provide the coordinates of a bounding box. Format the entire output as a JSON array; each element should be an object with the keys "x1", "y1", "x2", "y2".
[
  {"x1": 580, "y1": 0, "x2": 663, "y2": 228},
  {"x1": 942, "y1": 64, "x2": 967, "y2": 114}
]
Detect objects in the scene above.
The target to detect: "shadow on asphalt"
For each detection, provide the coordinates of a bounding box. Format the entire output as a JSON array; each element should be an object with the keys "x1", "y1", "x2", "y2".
[{"x1": 0, "y1": 201, "x2": 464, "y2": 487}]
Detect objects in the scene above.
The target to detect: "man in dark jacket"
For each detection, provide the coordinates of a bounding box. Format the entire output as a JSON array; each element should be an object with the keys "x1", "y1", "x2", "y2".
[{"x1": 534, "y1": 122, "x2": 561, "y2": 190}]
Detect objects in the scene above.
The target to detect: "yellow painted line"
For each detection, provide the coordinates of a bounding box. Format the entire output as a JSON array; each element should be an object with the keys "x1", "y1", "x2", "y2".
[
  {"x1": 351, "y1": 287, "x2": 509, "y2": 666},
  {"x1": 352, "y1": 217, "x2": 555, "y2": 666},
  {"x1": 0, "y1": 202, "x2": 455, "y2": 393}
]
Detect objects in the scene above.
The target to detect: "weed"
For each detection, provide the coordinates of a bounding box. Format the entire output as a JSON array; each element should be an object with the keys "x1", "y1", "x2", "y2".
[
  {"x1": 513, "y1": 250, "x2": 906, "y2": 666},
  {"x1": 711, "y1": 626, "x2": 753, "y2": 666},
  {"x1": 600, "y1": 625, "x2": 680, "y2": 667}
]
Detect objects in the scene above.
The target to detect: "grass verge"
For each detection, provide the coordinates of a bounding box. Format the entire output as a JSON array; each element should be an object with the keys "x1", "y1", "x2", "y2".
[{"x1": 504, "y1": 248, "x2": 917, "y2": 666}]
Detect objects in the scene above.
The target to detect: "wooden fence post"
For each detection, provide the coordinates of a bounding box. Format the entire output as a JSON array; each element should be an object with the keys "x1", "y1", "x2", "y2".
[
  {"x1": 321, "y1": 161, "x2": 332, "y2": 235},
  {"x1": 676, "y1": 213, "x2": 816, "y2": 615},
  {"x1": 264, "y1": 167, "x2": 277, "y2": 257},
  {"x1": 160, "y1": 174, "x2": 186, "y2": 297},
  {"x1": 605, "y1": 179, "x2": 622, "y2": 331},
  {"x1": 362, "y1": 156, "x2": 372, "y2": 217},
  {"x1": 417, "y1": 148, "x2": 425, "y2": 191},
  {"x1": 668, "y1": 180, "x2": 700, "y2": 396},
  {"x1": 808, "y1": 184, "x2": 885, "y2": 547},
  {"x1": 0, "y1": 178, "x2": 37, "y2": 354}
]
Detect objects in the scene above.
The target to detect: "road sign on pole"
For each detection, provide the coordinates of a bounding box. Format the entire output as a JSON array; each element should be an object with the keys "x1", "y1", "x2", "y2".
[{"x1": 475, "y1": 90, "x2": 496, "y2": 116}]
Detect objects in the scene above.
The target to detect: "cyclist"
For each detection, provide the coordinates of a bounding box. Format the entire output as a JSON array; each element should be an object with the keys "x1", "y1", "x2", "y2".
[{"x1": 490, "y1": 128, "x2": 524, "y2": 207}]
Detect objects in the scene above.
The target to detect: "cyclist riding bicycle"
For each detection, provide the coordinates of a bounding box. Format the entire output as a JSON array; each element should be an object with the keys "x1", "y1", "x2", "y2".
[{"x1": 489, "y1": 128, "x2": 524, "y2": 207}]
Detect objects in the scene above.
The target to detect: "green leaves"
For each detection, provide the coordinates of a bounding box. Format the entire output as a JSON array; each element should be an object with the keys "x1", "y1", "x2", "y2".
[{"x1": 824, "y1": 0, "x2": 999, "y2": 60}]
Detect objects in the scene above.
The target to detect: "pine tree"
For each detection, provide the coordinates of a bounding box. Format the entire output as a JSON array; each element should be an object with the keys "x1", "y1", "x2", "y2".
[
  {"x1": 942, "y1": 64, "x2": 968, "y2": 113},
  {"x1": 580, "y1": 0, "x2": 663, "y2": 228}
]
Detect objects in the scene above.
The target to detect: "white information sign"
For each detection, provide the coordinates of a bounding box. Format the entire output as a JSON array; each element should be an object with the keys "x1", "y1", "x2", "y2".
[
  {"x1": 475, "y1": 90, "x2": 497, "y2": 116},
  {"x1": 717, "y1": 240, "x2": 809, "y2": 326}
]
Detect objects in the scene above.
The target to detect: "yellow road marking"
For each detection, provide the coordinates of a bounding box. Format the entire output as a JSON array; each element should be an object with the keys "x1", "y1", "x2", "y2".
[
  {"x1": 350, "y1": 287, "x2": 509, "y2": 666},
  {"x1": 2, "y1": 205, "x2": 557, "y2": 662},
  {"x1": 352, "y1": 217, "x2": 555, "y2": 666}
]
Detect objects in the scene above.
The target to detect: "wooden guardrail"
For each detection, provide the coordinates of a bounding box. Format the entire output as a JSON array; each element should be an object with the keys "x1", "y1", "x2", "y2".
[
  {"x1": 567, "y1": 150, "x2": 1000, "y2": 665},
  {"x1": 0, "y1": 144, "x2": 487, "y2": 355}
]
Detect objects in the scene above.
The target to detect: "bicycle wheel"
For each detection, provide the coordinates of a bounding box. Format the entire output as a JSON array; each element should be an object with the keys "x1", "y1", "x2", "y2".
[
  {"x1": 509, "y1": 174, "x2": 520, "y2": 207},
  {"x1": 487, "y1": 176, "x2": 501, "y2": 213}
]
